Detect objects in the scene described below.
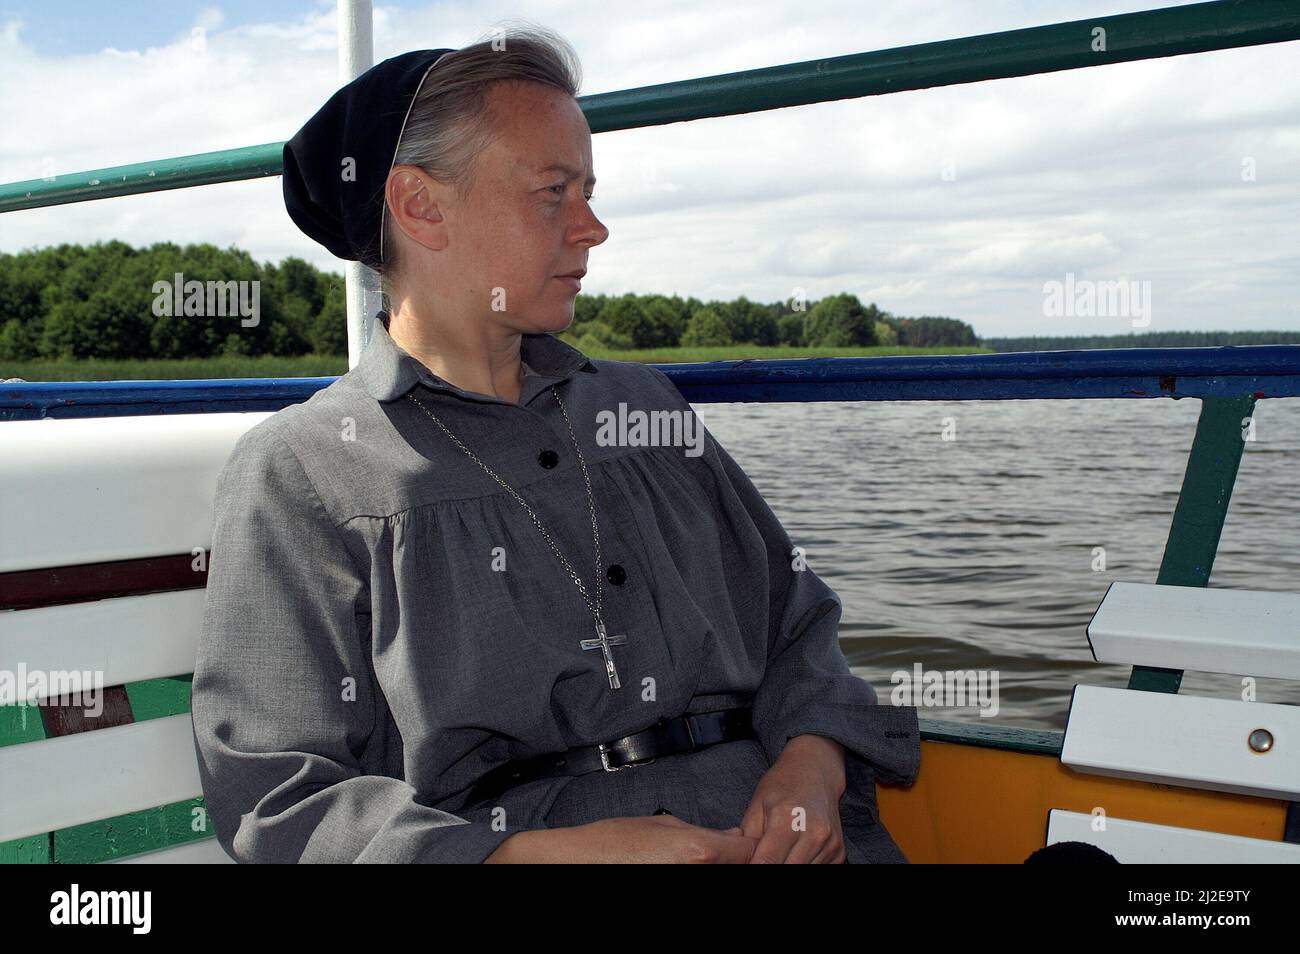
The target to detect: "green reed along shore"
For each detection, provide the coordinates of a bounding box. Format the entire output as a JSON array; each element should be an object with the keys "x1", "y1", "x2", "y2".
[{"x1": 1, "y1": 344, "x2": 993, "y2": 383}]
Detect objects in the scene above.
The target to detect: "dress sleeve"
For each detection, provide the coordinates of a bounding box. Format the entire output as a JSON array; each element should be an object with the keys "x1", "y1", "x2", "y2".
[
  {"x1": 191, "y1": 424, "x2": 526, "y2": 863},
  {"x1": 644, "y1": 367, "x2": 922, "y2": 792}
]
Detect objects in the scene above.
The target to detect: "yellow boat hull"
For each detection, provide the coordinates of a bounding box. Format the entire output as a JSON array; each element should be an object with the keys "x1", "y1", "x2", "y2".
[{"x1": 878, "y1": 739, "x2": 1292, "y2": 863}]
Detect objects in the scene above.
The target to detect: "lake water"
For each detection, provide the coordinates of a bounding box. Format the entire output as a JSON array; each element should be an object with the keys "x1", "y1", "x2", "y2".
[{"x1": 690, "y1": 396, "x2": 1300, "y2": 733}]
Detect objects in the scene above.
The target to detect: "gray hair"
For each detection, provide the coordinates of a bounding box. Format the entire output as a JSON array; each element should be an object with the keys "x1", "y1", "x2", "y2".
[{"x1": 378, "y1": 22, "x2": 583, "y2": 312}]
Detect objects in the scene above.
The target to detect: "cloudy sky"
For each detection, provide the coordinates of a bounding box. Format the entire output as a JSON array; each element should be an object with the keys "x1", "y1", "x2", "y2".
[{"x1": 1, "y1": 0, "x2": 1297, "y2": 338}]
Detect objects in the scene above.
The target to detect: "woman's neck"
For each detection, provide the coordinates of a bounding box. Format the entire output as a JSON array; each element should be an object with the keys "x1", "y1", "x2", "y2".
[{"x1": 386, "y1": 306, "x2": 526, "y2": 404}]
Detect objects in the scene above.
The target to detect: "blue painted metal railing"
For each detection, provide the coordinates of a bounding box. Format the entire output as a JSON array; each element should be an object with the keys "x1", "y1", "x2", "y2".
[{"x1": 4, "y1": 345, "x2": 1300, "y2": 419}]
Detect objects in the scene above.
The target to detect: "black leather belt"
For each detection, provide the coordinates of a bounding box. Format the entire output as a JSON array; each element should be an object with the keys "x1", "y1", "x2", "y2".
[{"x1": 465, "y1": 707, "x2": 755, "y2": 806}]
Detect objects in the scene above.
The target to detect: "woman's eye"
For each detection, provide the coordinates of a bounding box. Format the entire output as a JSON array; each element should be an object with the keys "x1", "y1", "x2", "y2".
[
  {"x1": 543, "y1": 185, "x2": 595, "y2": 204},
  {"x1": 547, "y1": 184, "x2": 595, "y2": 202}
]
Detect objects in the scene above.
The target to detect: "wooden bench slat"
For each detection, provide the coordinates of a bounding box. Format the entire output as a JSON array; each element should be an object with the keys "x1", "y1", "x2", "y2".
[
  {"x1": 1047, "y1": 809, "x2": 1300, "y2": 863},
  {"x1": 1088, "y1": 581, "x2": 1300, "y2": 679},
  {"x1": 0, "y1": 413, "x2": 270, "y2": 573},
  {"x1": 1, "y1": 553, "x2": 206, "y2": 611},
  {"x1": 1, "y1": 590, "x2": 205, "y2": 697},
  {"x1": 0, "y1": 713, "x2": 203, "y2": 843},
  {"x1": 1062, "y1": 684, "x2": 1300, "y2": 800},
  {"x1": 108, "y1": 837, "x2": 234, "y2": 864}
]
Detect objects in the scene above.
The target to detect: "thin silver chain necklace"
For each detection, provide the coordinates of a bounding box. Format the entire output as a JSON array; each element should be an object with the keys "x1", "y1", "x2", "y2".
[{"x1": 405, "y1": 384, "x2": 627, "y2": 689}]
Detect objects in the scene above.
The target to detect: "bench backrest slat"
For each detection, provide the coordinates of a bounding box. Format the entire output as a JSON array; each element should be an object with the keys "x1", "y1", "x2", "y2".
[
  {"x1": 1087, "y1": 581, "x2": 1300, "y2": 680},
  {"x1": 1061, "y1": 684, "x2": 1300, "y2": 801},
  {"x1": 0, "y1": 713, "x2": 204, "y2": 843},
  {"x1": 1047, "y1": 809, "x2": 1300, "y2": 863},
  {"x1": 108, "y1": 836, "x2": 235, "y2": 864},
  {"x1": 1, "y1": 590, "x2": 206, "y2": 696},
  {"x1": 0, "y1": 413, "x2": 269, "y2": 573}
]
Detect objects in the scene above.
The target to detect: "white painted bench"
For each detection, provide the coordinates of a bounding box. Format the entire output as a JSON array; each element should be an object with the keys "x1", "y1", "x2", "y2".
[
  {"x1": 0, "y1": 412, "x2": 272, "y2": 863},
  {"x1": 1050, "y1": 581, "x2": 1300, "y2": 863}
]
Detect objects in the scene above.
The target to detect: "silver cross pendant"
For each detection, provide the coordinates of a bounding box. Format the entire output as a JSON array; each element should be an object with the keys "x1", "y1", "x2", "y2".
[{"x1": 580, "y1": 619, "x2": 627, "y2": 689}]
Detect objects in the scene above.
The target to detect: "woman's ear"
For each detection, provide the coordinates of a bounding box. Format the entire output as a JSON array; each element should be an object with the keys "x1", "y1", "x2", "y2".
[{"x1": 386, "y1": 165, "x2": 447, "y2": 255}]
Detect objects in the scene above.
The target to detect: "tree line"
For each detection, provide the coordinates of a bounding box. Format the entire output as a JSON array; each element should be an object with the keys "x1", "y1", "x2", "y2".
[
  {"x1": 0, "y1": 241, "x2": 978, "y2": 361},
  {"x1": 0, "y1": 241, "x2": 347, "y2": 361}
]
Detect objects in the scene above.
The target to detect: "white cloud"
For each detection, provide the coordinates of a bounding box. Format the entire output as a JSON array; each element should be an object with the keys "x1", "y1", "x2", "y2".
[{"x1": 1, "y1": 0, "x2": 1297, "y2": 337}]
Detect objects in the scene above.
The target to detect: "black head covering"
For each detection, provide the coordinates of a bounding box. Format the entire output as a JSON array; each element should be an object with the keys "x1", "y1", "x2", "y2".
[{"x1": 282, "y1": 48, "x2": 456, "y2": 270}]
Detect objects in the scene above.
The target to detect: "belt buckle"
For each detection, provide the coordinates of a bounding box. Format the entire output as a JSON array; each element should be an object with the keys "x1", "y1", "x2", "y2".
[
  {"x1": 598, "y1": 741, "x2": 657, "y2": 772},
  {"x1": 599, "y1": 718, "x2": 682, "y2": 771}
]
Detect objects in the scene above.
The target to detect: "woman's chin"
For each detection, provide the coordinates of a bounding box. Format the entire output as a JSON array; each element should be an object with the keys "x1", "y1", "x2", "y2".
[{"x1": 530, "y1": 309, "x2": 578, "y2": 337}]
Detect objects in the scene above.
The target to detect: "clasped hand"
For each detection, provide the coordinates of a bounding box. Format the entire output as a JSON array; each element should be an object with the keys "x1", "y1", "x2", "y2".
[{"x1": 735, "y1": 734, "x2": 848, "y2": 863}]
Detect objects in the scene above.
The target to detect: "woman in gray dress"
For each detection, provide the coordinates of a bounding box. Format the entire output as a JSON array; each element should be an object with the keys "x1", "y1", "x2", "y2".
[{"x1": 191, "y1": 25, "x2": 920, "y2": 864}]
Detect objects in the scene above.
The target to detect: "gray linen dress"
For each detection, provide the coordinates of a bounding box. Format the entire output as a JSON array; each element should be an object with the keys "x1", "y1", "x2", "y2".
[{"x1": 190, "y1": 311, "x2": 921, "y2": 863}]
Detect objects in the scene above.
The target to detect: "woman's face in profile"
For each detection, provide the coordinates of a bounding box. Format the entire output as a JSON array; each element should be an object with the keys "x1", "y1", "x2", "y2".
[{"x1": 440, "y1": 81, "x2": 609, "y2": 335}]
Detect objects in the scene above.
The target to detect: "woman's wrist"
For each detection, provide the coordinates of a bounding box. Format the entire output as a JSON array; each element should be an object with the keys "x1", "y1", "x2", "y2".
[
  {"x1": 484, "y1": 826, "x2": 573, "y2": 863},
  {"x1": 781, "y1": 734, "x2": 848, "y2": 794}
]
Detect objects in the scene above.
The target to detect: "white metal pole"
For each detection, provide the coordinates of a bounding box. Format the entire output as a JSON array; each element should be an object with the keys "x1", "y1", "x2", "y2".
[{"x1": 338, "y1": 0, "x2": 379, "y2": 368}]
